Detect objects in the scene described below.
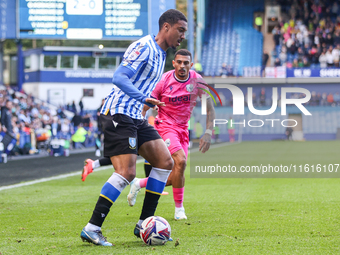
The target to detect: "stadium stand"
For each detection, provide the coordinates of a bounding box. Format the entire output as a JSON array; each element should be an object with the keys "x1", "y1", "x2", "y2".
[
  {"x1": 0, "y1": 86, "x2": 98, "y2": 159},
  {"x1": 202, "y1": 0, "x2": 264, "y2": 76},
  {"x1": 272, "y1": 0, "x2": 340, "y2": 68}
]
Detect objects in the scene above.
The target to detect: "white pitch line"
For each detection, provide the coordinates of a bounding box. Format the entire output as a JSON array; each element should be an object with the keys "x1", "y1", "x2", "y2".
[
  {"x1": 0, "y1": 159, "x2": 144, "y2": 192},
  {"x1": 0, "y1": 142, "x2": 239, "y2": 192}
]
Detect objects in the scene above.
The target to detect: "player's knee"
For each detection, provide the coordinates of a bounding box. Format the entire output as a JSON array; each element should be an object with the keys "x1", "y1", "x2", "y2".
[
  {"x1": 163, "y1": 156, "x2": 174, "y2": 170},
  {"x1": 175, "y1": 157, "x2": 187, "y2": 172},
  {"x1": 115, "y1": 167, "x2": 136, "y2": 182},
  {"x1": 180, "y1": 158, "x2": 187, "y2": 170}
]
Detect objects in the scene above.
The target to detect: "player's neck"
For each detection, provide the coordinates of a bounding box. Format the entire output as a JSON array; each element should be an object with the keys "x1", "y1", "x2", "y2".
[
  {"x1": 155, "y1": 33, "x2": 168, "y2": 52},
  {"x1": 174, "y1": 73, "x2": 189, "y2": 83}
]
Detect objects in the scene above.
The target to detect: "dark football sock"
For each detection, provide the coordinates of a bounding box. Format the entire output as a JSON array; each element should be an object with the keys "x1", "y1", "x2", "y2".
[
  {"x1": 89, "y1": 172, "x2": 129, "y2": 227},
  {"x1": 89, "y1": 196, "x2": 112, "y2": 227},
  {"x1": 139, "y1": 192, "x2": 160, "y2": 220},
  {"x1": 99, "y1": 157, "x2": 111, "y2": 166},
  {"x1": 139, "y1": 167, "x2": 171, "y2": 220},
  {"x1": 144, "y1": 163, "x2": 152, "y2": 177}
]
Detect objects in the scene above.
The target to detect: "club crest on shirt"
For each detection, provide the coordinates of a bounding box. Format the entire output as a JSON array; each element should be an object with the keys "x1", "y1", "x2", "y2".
[
  {"x1": 164, "y1": 138, "x2": 171, "y2": 147},
  {"x1": 186, "y1": 83, "x2": 194, "y2": 92},
  {"x1": 129, "y1": 137, "x2": 136, "y2": 149}
]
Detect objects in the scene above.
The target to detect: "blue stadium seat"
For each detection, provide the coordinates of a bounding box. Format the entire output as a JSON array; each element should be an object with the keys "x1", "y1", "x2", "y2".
[{"x1": 202, "y1": 0, "x2": 264, "y2": 76}]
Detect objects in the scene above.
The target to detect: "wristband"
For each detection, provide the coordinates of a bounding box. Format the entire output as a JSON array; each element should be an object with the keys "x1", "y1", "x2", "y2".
[{"x1": 205, "y1": 129, "x2": 212, "y2": 135}]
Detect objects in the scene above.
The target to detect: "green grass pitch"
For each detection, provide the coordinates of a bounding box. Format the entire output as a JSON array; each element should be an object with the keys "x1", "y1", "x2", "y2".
[{"x1": 1, "y1": 141, "x2": 340, "y2": 254}]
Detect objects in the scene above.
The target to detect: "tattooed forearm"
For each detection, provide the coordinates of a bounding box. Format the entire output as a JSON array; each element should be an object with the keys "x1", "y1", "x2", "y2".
[{"x1": 206, "y1": 97, "x2": 216, "y2": 130}]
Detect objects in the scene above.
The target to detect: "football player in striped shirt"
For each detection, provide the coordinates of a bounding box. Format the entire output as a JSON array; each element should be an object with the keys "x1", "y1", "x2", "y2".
[
  {"x1": 80, "y1": 9, "x2": 187, "y2": 246},
  {"x1": 127, "y1": 49, "x2": 215, "y2": 220},
  {"x1": 82, "y1": 50, "x2": 215, "y2": 222}
]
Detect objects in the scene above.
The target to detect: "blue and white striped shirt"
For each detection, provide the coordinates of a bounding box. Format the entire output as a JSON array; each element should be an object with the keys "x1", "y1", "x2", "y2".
[{"x1": 101, "y1": 35, "x2": 166, "y2": 119}]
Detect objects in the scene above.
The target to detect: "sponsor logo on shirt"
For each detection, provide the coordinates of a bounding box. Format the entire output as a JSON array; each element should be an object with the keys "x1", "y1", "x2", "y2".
[{"x1": 168, "y1": 95, "x2": 190, "y2": 104}]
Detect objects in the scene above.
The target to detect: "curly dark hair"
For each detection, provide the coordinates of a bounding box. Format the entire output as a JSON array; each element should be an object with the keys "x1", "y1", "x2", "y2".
[{"x1": 158, "y1": 9, "x2": 187, "y2": 31}]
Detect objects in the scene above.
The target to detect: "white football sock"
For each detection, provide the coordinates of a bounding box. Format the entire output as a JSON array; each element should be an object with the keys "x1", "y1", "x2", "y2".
[
  {"x1": 134, "y1": 178, "x2": 141, "y2": 189},
  {"x1": 85, "y1": 222, "x2": 101, "y2": 232},
  {"x1": 92, "y1": 160, "x2": 100, "y2": 169},
  {"x1": 175, "y1": 206, "x2": 185, "y2": 212},
  {"x1": 137, "y1": 219, "x2": 143, "y2": 227}
]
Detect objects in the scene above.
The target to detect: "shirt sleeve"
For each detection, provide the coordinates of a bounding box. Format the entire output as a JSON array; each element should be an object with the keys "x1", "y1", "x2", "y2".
[
  {"x1": 112, "y1": 65, "x2": 154, "y2": 108},
  {"x1": 195, "y1": 74, "x2": 211, "y2": 99},
  {"x1": 120, "y1": 42, "x2": 150, "y2": 75}
]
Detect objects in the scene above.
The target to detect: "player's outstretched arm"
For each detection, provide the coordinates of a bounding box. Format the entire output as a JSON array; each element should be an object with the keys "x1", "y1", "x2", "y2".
[
  {"x1": 199, "y1": 97, "x2": 216, "y2": 153},
  {"x1": 145, "y1": 98, "x2": 165, "y2": 107},
  {"x1": 112, "y1": 66, "x2": 156, "y2": 108}
]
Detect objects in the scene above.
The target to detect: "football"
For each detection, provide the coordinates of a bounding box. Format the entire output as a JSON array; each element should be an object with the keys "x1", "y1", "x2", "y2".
[{"x1": 140, "y1": 216, "x2": 171, "y2": 245}]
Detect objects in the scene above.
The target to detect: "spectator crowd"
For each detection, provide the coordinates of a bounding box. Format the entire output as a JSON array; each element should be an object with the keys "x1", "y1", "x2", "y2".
[
  {"x1": 272, "y1": 0, "x2": 340, "y2": 68},
  {"x1": 0, "y1": 86, "x2": 99, "y2": 157}
]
